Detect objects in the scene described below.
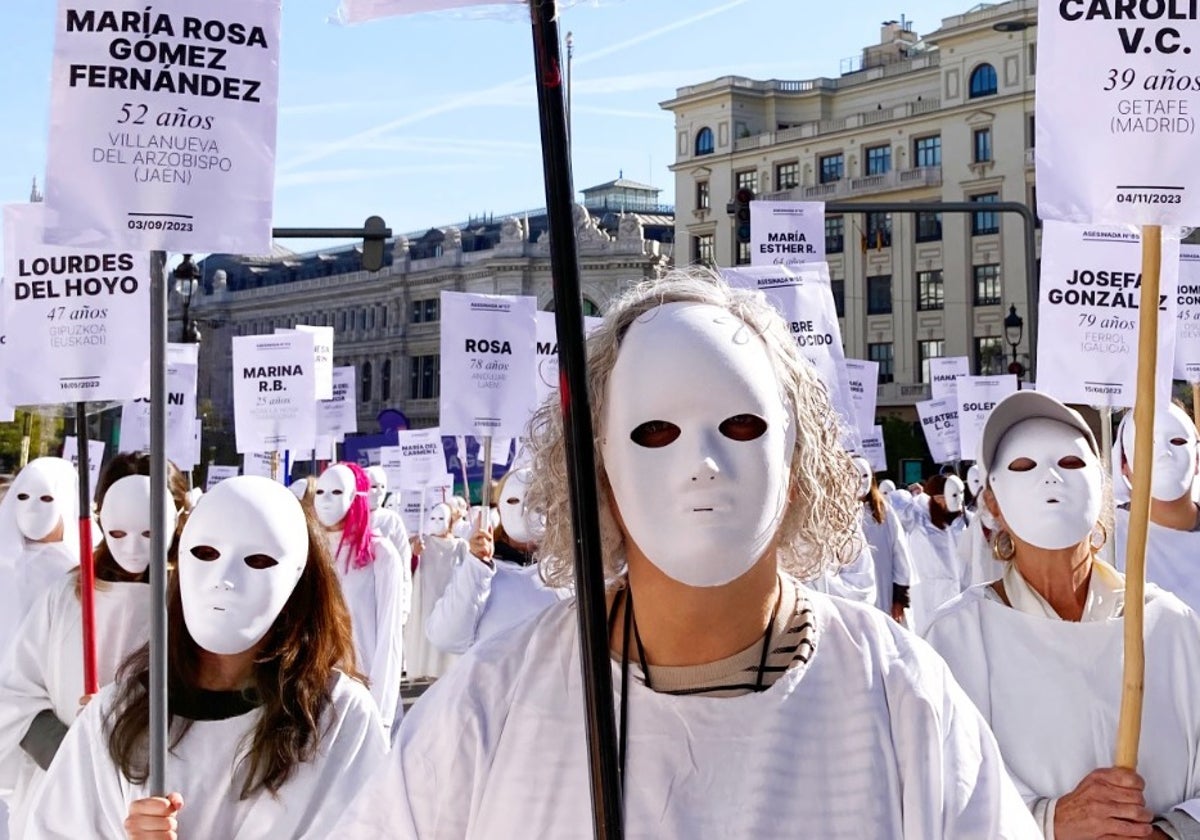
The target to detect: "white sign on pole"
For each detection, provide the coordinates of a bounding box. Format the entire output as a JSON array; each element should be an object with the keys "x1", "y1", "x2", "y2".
[
  {"x1": 43, "y1": 0, "x2": 282, "y2": 253},
  {"x1": 1174, "y1": 245, "x2": 1200, "y2": 383},
  {"x1": 205, "y1": 464, "x2": 238, "y2": 491},
  {"x1": 61, "y1": 436, "x2": 105, "y2": 501},
  {"x1": 231, "y1": 332, "x2": 317, "y2": 454},
  {"x1": 534, "y1": 311, "x2": 602, "y2": 410},
  {"x1": 119, "y1": 357, "x2": 197, "y2": 464},
  {"x1": 278, "y1": 326, "x2": 334, "y2": 400},
  {"x1": 861, "y1": 425, "x2": 887, "y2": 474},
  {"x1": 243, "y1": 451, "x2": 283, "y2": 483},
  {"x1": 722, "y1": 263, "x2": 857, "y2": 446},
  {"x1": 337, "y1": 0, "x2": 521, "y2": 23},
  {"x1": 1036, "y1": 221, "x2": 1179, "y2": 409},
  {"x1": 400, "y1": 477, "x2": 455, "y2": 536},
  {"x1": 317, "y1": 365, "x2": 358, "y2": 440},
  {"x1": 1035, "y1": 4, "x2": 1200, "y2": 226},
  {"x1": 928, "y1": 357, "x2": 970, "y2": 401},
  {"x1": 185, "y1": 416, "x2": 202, "y2": 471},
  {"x1": 749, "y1": 201, "x2": 826, "y2": 267},
  {"x1": 916, "y1": 397, "x2": 960, "y2": 465},
  {"x1": 393, "y1": 427, "x2": 446, "y2": 490},
  {"x1": 955, "y1": 375, "x2": 1019, "y2": 462},
  {"x1": 439, "y1": 292, "x2": 537, "y2": 438},
  {"x1": 3, "y1": 203, "x2": 150, "y2": 404},
  {"x1": 844, "y1": 359, "x2": 879, "y2": 437}
]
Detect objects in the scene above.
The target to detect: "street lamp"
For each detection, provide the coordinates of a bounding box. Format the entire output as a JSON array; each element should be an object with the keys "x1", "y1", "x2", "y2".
[
  {"x1": 173, "y1": 254, "x2": 202, "y2": 343},
  {"x1": 1005, "y1": 304, "x2": 1025, "y2": 383}
]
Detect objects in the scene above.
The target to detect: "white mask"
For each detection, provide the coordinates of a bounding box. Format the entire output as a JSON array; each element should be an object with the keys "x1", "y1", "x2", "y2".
[
  {"x1": 1121, "y1": 404, "x2": 1198, "y2": 502},
  {"x1": 178, "y1": 477, "x2": 308, "y2": 656},
  {"x1": 425, "y1": 503, "x2": 452, "y2": 538},
  {"x1": 851, "y1": 456, "x2": 872, "y2": 499},
  {"x1": 989, "y1": 418, "x2": 1102, "y2": 550},
  {"x1": 878, "y1": 479, "x2": 896, "y2": 496},
  {"x1": 288, "y1": 479, "x2": 308, "y2": 502},
  {"x1": 601, "y1": 302, "x2": 796, "y2": 587},
  {"x1": 365, "y1": 466, "x2": 387, "y2": 512},
  {"x1": 314, "y1": 465, "x2": 357, "y2": 528},
  {"x1": 100, "y1": 475, "x2": 178, "y2": 575},
  {"x1": 498, "y1": 469, "x2": 540, "y2": 545},
  {"x1": 13, "y1": 458, "x2": 74, "y2": 542},
  {"x1": 943, "y1": 475, "x2": 965, "y2": 513},
  {"x1": 966, "y1": 465, "x2": 984, "y2": 497}
]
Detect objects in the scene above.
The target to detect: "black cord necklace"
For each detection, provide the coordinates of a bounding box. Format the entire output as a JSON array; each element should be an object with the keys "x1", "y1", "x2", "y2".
[{"x1": 612, "y1": 580, "x2": 784, "y2": 793}]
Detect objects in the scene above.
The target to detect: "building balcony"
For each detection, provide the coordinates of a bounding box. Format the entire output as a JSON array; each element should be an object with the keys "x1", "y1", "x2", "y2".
[
  {"x1": 732, "y1": 96, "x2": 941, "y2": 153},
  {"x1": 764, "y1": 165, "x2": 942, "y2": 202},
  {"x1": 877, "y1": 381, "x2": 932, "y2": 406}
]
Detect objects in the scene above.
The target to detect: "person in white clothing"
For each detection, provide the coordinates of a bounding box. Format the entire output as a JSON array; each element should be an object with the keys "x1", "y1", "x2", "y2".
[
  {"x1": 425, "y1": 468, "x2": 558, "y2": 656},
  {"x1": 0, "y1": 454, "x2": 189, "y2": 839},
  {"x1": 343, "y1": 270, "x2": 1038, "y2": 838},
  {"x1": 958, "y1": 464, "x2": 1005, "y2": 588},
  {"x1": 925, "y1": 390, "x2": 1200, "y2": 840},
  {"x1": 24, "y1": 476, "x2": 386, "y2": 839},
  {"x1": 364, "y1": 466, "x2": 414, "y2": 571},
  {"x1": 449, "y1": 495, "x2": 472, "y2": 540},
  {"x1": 403, "y1": 503, "x2": 462, "y2": 680},
  {"x1": 891, "y1": 472, "x2": 968, "y2": 632},
  {"x1": 1112, "y1": 403, "x2": 1200, "y2": 613},
  {"x1": 314, "y1": 463, "x2": 409, "y2": 734},
  {"x1": 852, "y1": 456, "x2": 914, "y2": 621}
]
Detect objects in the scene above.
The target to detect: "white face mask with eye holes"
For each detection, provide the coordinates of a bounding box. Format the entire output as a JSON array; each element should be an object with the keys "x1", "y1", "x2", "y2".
[
  {"x1": 178, "y1": 477, "x2": 308, "y2": 656},
  {"x1": 498, "y1": 469, "x2": 539, "y2": 545},
  {"x1": 601, "y1": 302, "x2": 796, "y2": 588},
  {"x1": 851, "y1": 456, "x2": 873, "y2": 499},
  {"x1": 943, "y1": 475, "x2": 965, "y2": 513},
  {"x1": 100, "y1": 475, "x2": 178, "y2": 575},
  {"x1": 365, "y1": 466, "x2": 387, "y2": 512},
  {"x1": 1121, "y1": 404, "x2": 1199, "y2": 502},
  {"x1": 966, "y1": 465, "x2": 984, "y2": 497},
  {"x1": 989, "y1": 418, "x2": 1102, "y2": 550},
  {"x1": 314, "y1": 465, "x2": 356, "y2": 528},
  {"x1": 13, "y1": 460, "x2": 70, "y2": 542}
]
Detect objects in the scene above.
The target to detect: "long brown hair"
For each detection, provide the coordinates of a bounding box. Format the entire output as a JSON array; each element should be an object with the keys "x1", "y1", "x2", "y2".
[
  {"x1": 76, "y1": 452, "x2": 191, "y2": 596},
  {"x1": 105, "y1": 508, "x2": 361, "y2": 798},
  {"x1": 864, "y1": 481, "x2": 886, "y2": 525}
]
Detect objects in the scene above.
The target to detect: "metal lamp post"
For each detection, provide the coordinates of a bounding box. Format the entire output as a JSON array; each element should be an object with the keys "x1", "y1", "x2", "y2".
[{"x1": 1004, "y1": 304, "x2": 1025, "y2": 386}]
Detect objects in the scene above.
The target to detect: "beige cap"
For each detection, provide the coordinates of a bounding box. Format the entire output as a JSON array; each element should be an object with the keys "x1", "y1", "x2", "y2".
[{"x1": 978, "y1": 391, "x2": 1099, "y2": 474}]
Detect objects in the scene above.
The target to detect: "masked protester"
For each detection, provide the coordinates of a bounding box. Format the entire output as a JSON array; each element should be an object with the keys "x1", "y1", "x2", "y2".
[
  {"x1": 364, "y1": 467, "x2": 413, "y2": 572},
  {"x1": 957, "y1": 464, "x2": 1006, "y2": 588},
  {"x1": 852, "y1": 456, "x2": 914, "y2": 622},
  {"x1": 313, "y1": 462, "x2": 409, "y2": 736},
  {"x1": 342, "y1": 270, "x2": 1037, "y2": 838},
  {"x1": 890, "y1": 472, "x2": 968, "y2": 632},
  {"x1": 1112, "y1": 403, "x2": 1200, "y2": 612},
  {"x1": 425, "y1": 467, "x2": 558, "y2": 656},
  {"x1": 402, "y1": 503, "x2": 462, "y2": 680},
  {"x1": 0, "y1": 455, "x2": 188, "y2": 838},
  {"x1": 925, "y1": 391, "x2": 1200, "y2": 840},
  {"x1": 24, "y1": 476, "x2": 386, "y2": 839}
]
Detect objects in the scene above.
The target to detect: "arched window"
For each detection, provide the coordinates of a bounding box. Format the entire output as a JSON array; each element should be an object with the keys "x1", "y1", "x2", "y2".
[
  {"x1": 695, "y1": 127, "x2": 715, "y2": 156},
  {"x1": 361, "y1": 361, "x2": 372, "y2": 403},
  {"x1": 969, "y1": 63, "x2": 998, "y2": 98},
  {"x1": 381, "y1": 359, "x2": 392, "y2": 401}
]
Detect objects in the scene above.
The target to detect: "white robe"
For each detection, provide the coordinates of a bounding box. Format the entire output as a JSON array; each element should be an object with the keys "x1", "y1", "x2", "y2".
[
  {"x1": 1114, "y1": 505, "x2": 1200, "y2": 614},
  {"x1": 425, "y1": 546, "x2": 559, "y2": 655},
  {"x1": 0, "y1": 577, "x2": 149, "y2": 839},
  {"x1": 14, "y1": 544, "x2": 77, "y2": 629},
  {"x1": 24, "y1": 672, "x2": 386, "y2": 839},
  {"x1": 345, "y1": 591, "x2": 1040, "y2": 838},
  {"x1": 326, "y1": 533, "x2": 409, "y2": 732},
  {"x1": 891, "y1": 493, "x2": 968, "y2": 633},
  {"x1": 809, "y1": 538, "x2": 878, "y2": 605},
  {"x1": 402, "y1": 535, "x2": 461, "y2": 680},
  {"x1": 924, "y1": 582, "x2": 1200, "y2": 825},
  {"x1": 859, "y1": 504, "x2": 915, "y2": 613},
  {"x1": 957, "y1": 510, "x2": 1006, "y2": 589},
  {"x1": 370, "y1": 507, "x2": 414, "y2": 570}
]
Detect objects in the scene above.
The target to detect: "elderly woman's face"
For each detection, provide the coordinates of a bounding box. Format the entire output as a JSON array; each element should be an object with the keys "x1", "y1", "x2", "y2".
[
  {"x1": 601, "y1": 301, "x2": 795, "y2": 587},
  {"x1": 988, "y1": 418, "x2": 1101, "y2": 550}
]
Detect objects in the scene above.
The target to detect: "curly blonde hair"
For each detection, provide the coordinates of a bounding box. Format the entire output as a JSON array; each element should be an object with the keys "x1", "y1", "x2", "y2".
[{"x1": 527, "y1": 267, "x2": 861, "y2": 588}]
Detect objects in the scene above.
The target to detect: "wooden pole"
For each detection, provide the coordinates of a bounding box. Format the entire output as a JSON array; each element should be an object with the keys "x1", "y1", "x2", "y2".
[{"x1": 1115, "y1": 224, "x2": 1160, "y2": 768}]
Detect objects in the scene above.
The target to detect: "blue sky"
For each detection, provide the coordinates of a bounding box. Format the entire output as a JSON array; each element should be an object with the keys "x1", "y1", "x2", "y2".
[{"x1": 1, "y1": 0, "x2": 973, "y2": 254}]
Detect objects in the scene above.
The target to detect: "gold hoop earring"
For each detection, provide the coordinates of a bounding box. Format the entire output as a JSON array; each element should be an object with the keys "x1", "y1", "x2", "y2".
[
  {"x1": 992, "y1": 529, "x2": 1016, "y2": 562},
  {"x1": 1090, "y1": 522, "x2": 1108, "y2": 552}
]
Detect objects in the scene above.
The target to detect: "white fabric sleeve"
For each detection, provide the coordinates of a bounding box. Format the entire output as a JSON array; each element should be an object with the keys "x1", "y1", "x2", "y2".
[
  {"x1": 887, "y1": 508, "x2": 916, "y2": 587},
  {"x1": 367, "y1": 540, "x2": 405, "y2": 733},
  {"x1": 0, "y1": 580, "x2": 66, "y2": 790},
  {"x1": 822, "y1": 541, "x2": 877, "y2": 604},
  {"x1": 1030, "y1": 796, "x2": 1056, "y2": 839},
  {"x1": 21, "y1": 686, "x2": 128, "y2": 838},
  {"x1": 424, "y1": 542, "x2": 496, "y2": 655}
]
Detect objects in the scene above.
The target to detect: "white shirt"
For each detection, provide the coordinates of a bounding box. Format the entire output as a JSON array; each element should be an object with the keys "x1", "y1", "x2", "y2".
[
  {"x1": 370, "y1": 507, "x2": 414, "y2": 570},
  {"x1": 345, "y1": 589, "x2": 1040, "y2": 838},
  {"x1": 25, "y1": 672, "x2": 386, "y2": 839},
  {"x1": 859, "y1": 503, "x2": 915, "y2": 612}
]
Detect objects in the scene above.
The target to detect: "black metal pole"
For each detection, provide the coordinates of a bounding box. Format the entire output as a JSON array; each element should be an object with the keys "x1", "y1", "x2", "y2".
[
  {"x1": 149, "y1": 250, "x2": 169, "y2": 794},
  {"x1": 529, "y1": 2, "x2": 624, "y2": 837}
]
